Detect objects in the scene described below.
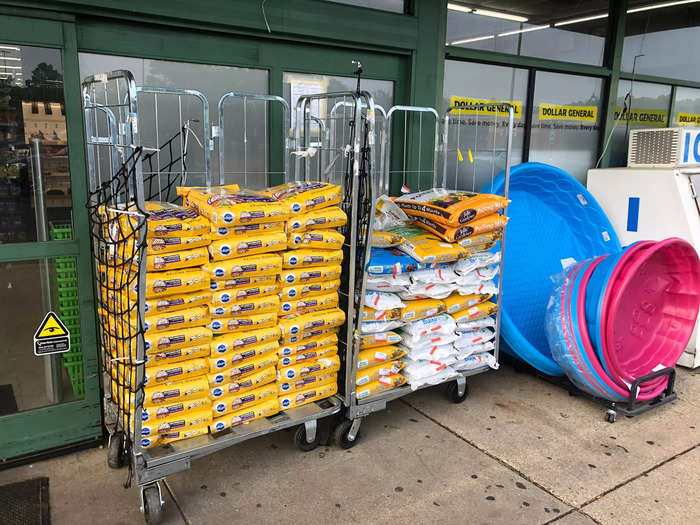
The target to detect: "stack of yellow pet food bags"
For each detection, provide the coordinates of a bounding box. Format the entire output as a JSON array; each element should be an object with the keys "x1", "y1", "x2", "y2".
[
  {"x1": 100, "y1": 201, "x2": 215, "y2": 449},
  {"x1": 267, "y1": 181, "x2": 346, "y2": 410},
  {"x1": 177, "y1": 185, "x2": 290, "y2": 433}
]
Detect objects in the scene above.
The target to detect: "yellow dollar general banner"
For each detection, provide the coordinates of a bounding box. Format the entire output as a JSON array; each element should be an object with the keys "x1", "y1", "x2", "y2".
[
  {"x1": 450, "y1": 96, "x2": 522, "y2": 118},
  {"x1": 538, "y1": 104, "x2": 598, "y2": 122},
  {"x1": 678, "y1": 112, "x2": 700, "y2": 126},
  {"x1": 615, "y1": 107, "x2": 668, "y2": 127}
]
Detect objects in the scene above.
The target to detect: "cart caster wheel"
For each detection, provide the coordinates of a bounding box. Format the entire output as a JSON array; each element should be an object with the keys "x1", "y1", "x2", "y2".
[
  {"x1": 294, "y1": 424, "x2": 320, "y2": 452},
  {"x1": 107, "y1": 431, "x2": 125, "y2": 469},
  {"x1": 605, "y1": 409, "x2": 617, "y2": 423},
  {"x1": 446, "y1": 380, "x2": 469, "y2": 403},
  {"x1": 143, "y1": 485, "x2": 164, "y2": 525},
  {"x1": 334, "y1": 419, "x2": 360, "y2": 449}
]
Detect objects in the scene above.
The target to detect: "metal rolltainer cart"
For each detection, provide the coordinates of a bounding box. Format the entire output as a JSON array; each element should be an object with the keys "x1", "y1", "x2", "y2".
[
  {"x1": 331, "y1": 102, "x2": 515, "y2": 447},
  {"x1": 291, "y1": 80, "x2": 386, "y2": 448},
  {"x1": 83, "y1": 70, "x2": 341, "y2": 524}
]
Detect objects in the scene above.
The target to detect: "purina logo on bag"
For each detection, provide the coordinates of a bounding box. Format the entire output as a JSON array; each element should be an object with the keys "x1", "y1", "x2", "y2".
[
  {"x1": 141, "y1": 427, "x2": 150, "y2": 437},
  {"x1": 290, "y1": 325, "x2": 299, "y2": 335},
  {"x1": 141, "y1": 438, "x2": 153, "y2": 448},
  {"x1": 220, "y1": 245, "x2": 232, "y2": 256},
  {"x1": 289, "y1": 256, "x2": 298, "y2": 265},
  {"x1": 285, "y1": 275, "x2": 295, "y2": 283},
  {"x1": 222, "y1": 212, "x2": 235, "y2": 223},
  {"x1": 213, "y1": 421, "x2": 226, "y2": 432},
  {"x1": 291, "y1": 202, "x2": 302, "y2": 212},
  {"x1": 215, "y1": 358, "x2": 226, "y2": 369},
  {"x1": 216, "y1": 343, "x2": 227, "y2": 352},
  {"x1": 217, "y1": 227, "x2": 228, "y2": 235},
  {"x1": 212, "y1": 320, "x2": 222, "y2": 330},
  {"x1": 280, "y1": 398, "x2": 291, "y2": 408},
  {"x1": 210, "y1": 281, "x2": 218, "y2": 290},
  {"x1": 291, "y1": 220, "x2": 302, "y2": 230},
  {"x1": 281, "y1": 357, "x2": 292, "y2": 366},
  {"x1": 212, "y1": 387, "x2": 223, "y2": 397},
  {"x1": 285, "y1": 370, "x2": 295, "y2": 379},
  {"x1": 141, "y1": 411, "x2": 149, "y2": 422},
  {"x1": 145, "y1": 341, "x2": 151, "y2": 351},
  {"x1": 214, "y1": 268, "x2": 225, "y2": 278},
  {"x1": 214, "y1": 307, "x2": 225, "y2": 315},
  {"x1": 288, "y1": 288, "x2": 297, "y2": 297},
  {"x1": 280, "y1": 382, "x2": 290, "y2": 391},
  {"x1": 214, "y1": 403, "x2": 226, "y2": 413},
  {"x1": 213, "y1": 374, "x2": 225, "y2": 384},
  {"x1": 220, "y1": 293, "x2": 231, "y2": 303},
  {"x1": 281, "y1": 303, "x2": 292, "y2": 313}
]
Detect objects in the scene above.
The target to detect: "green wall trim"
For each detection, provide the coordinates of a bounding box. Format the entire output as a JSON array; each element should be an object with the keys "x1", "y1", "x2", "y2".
[
  {"x1": 0, "y1": 12, "x2": 65, "y2": 47},
  {"x1": 3, "y1": 0, "x2": 419, "y2": 52},
  {"x1": 619, "y1": 72, "x2": 700, "y2": 90},
  {"x1": 0, "y1": 241, "x2": 80, "y2": 262},
  {"x1": 445, "y1": 46, "x2": 612, "y2": 78}
]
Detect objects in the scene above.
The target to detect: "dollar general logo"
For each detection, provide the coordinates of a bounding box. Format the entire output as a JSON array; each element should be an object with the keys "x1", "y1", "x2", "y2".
[
  {"x1": 615, "y1": 108, "x2": 667, "y2": 127},
  {"x1": 539, "y1": 104, "x2": 598, "y2": 122},
  {"x1": 678, "y1": 112, "x2": 700, "y2": 126},
  {"x1": 450, "y1": 96, "x2": 522, "y2": 118}
]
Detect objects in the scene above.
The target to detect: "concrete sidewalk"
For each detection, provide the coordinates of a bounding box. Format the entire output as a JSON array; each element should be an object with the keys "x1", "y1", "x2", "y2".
[{"x1": 1, "y1": 365, "x2": 698, "y2": 524}]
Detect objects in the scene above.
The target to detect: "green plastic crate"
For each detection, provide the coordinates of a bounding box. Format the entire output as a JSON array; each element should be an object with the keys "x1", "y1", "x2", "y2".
[{"x1": 49, "y1": 223, "x2": 73, "y2": 241}]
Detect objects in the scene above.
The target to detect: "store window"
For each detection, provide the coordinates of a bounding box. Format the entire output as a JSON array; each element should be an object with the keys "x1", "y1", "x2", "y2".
[
  {"x1": 672, "y1": 87, "x2": 700, "y2": 128},
  {"x1": 79, "y1": 54, "x2": 268, "y2": 188},
  {"x1": 324, "y1": 0, "x2": 404, "y2": 13},
  {"x1": 529, "y1": 71, "x2": 604, "y2": 183},
  {"x1": 623, "y1": 1, "x2": 700, "y2": 83},
  {"x1": 442, "y1": 60, "x2": 527, "y2": 191},
  {"x1": 0, "y1": 43, "x2": 73, "y2": 244},
  {"x1": 609, "y1": 80, "x2": 672, "y2": 167},
  {"x1": 446, "y1": 1, "x2": 608, "y2": 66}
]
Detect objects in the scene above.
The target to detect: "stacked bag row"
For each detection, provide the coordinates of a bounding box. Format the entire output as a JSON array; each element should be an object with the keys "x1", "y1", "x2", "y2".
[{"x1": 358, "y1": 189, "x2": 508, "y2": 392}]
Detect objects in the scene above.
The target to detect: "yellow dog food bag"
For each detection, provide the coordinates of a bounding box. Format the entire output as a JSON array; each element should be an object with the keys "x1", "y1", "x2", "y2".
[
  {"x1": 209, "y1": 311, "x2": 278, "y2": 334},
  {"x1": 143, "y1": 291, "x2": 211, "y2": 315},
  {"x1": 453, "y1": 301, "x2": 498, "y2": 324},
  {"x1": 264, "y1": 181, "x2": 341, "y2": 214},
  {"x1": 277, "y1": 345, "x2": 338, "y2": 367},
  {"x1": 277, "y1": 372, "x2": 337, "y2": 395},
  {"x1": 278, "y1": 381, "x2": 337, "y2": 410},
  {"x1": 144, "y1": 306, "x2": 209, "y2": 333},
  {"x1": 442, "y1": 292, "x2": 492, "y2": 315},
  {"x1": 279, "y1": 279, "x2": 340, "y2": 301},
  {"x1": 208, "y1": 365, "x2": 277, "y2": 399},
  {"x1": 144, "y1": 233, "x2": 211, "y2": 254},
  {"x1": 207, "y1": 340, "x2": 278, "y2": 370},
  {"x1": 144, "y1": 326, "x2": 213, "y2": 354},
  {"x1": 281, "y1": 249, "x2": 343, "y2": 269},
  {"x1": 278, "y1": 354, "x2": 340, "y2": 381},
  {"x1": 210, "y1": 326, "x2": 280, "y2": 355},
  {"x1": 286, "y1": 206, "x2": 347, "y2": 232},
  {"x1": 413, "y1": 214, "x2": 508, "y2": 243},
  {"x1": 356, "y1": 360, "x2": 406, "y2": 386},
  {"x1": 401, "y1": 298, "x2": 446, "y2": 322},
  {"x1": 177, "y1": 184, "x2": 239, "y2": 208},
  {"x1": 210, "y1": 294, "x2": 280, "y2": 318},
  {"x1": 141, "y1": 424, "x2": 210, "y2": 449},
  {"x1": 178, "y1": 186, "x2": 290, "y2": 226},
  {"x1": 357, "y1": 346, "x2": 406, "y2": 369},
  {"x1": 355, "y1": 376, "x2": 407, "y2": 400},
  {"x1": 141, "y1": 201, "x2": 210, "y2": 238},
  {"x1": 372, "y1": 231, "x2": 403, "y2": 248},
  {"x1": 278, "y1": 265, "x2": 342, "y2": 286},
  {"x1": 278, "y1": 308, "x2": 345, "y2": 337},
  {"x1": 287, "y1": 229, "x2": 345, "y2": 251},
  {"x1": 141, "y1": 396, "x2": 211, "y2": 423},
  {"x1": 209, "y1": 232, "x2": 287, "y2": 261},
  {"x1": 209, "y1": 274, "x2": 277, "y2": 292},
  {"x1": 142, "y1": 358, "x2": 209, "y2": 387},
  {"x1": 360, "y1": 331, "x2": 403, "y2": 349},
  {"x1": 142, "y1": 377, "x2": 209, "y2": 407},
  {"x1": 390, "y1": 226, "x2": 467, "y2": 264},
  {"x1": 362, "y1": 307, "x2": 403, "y2": 322},
  {"x1": 206, "y1": 353, "x2": 278, "y2": 387},
  {"x1": 281, "y1": 326, "x2": 338, "y2": 346},
  {"x1": 210, "y1": 221, "x2": 284, "y2": 240},
  {"x1": 144, "y1": 345, "x2": 210, "y2": 368},
  {"x1": 279, "y1": 291, "x2": 338, "y2": 316},
  {"x1": 278, "y1": 332, "x2": 338, "y2": 357},
  {"x1": 203, "y1": 253, "x2": 282, "y2": 280},
  {"x1": 210, "y1": 283, "x2": 279, "y2": 305},
  {"x1": 210, "y1": 397, "x2": 279, "y2": 433},
  {"x1": 131, "y1": 268, "x2": 209, "y2": 299},
  {"x1": 140, "y1": 408, "x2": 212, "y2": 438},
  {"x1": 211, "y1": 383, "x2": 278, "y2": 417},
  {"x1": 394, "y1": 189, "x2": 509, "y2": 227}
]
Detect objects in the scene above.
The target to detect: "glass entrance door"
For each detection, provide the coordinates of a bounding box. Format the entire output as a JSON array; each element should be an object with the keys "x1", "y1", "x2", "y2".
[{"x1": 0, "y1": 17, "x2": 101, "y2": 462}]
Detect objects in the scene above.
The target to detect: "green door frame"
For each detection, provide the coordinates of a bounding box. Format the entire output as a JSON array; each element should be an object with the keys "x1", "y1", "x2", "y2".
[{"x1": 0, "y1": 13, "x2": 102, "y2": 460}]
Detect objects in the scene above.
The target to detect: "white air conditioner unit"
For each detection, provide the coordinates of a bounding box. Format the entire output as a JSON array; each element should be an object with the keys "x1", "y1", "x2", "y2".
[{"x1": 628, "y1": 127, "x2": 700, "y2": 168}]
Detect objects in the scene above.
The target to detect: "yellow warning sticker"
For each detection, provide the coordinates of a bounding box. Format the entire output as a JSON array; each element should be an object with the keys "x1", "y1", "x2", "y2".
[
  {"x1": 678, "y1": 112, "x2": 700, "y2": 126},
  {"x1": 539, "y1": 104, "x2": 598, "y2": 122},
  {"x1": 34, "y1": 311, "x2": 71, "y2": 355},
  {"x1": 450, "y1": 96, "x2": 522, "y2": 118},
  {"x1": 457, "y1": 148, "x2": 464, "y2": 162}
]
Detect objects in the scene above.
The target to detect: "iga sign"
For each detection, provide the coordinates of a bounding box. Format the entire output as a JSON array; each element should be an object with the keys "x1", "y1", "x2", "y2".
[{"x1": 681, "y1": 128, "x2": 700, "y2": 166}]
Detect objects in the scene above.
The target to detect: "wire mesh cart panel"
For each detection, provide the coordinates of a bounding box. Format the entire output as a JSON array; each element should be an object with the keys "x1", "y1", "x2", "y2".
[
  {"x1": 330, "y1": 103, "x2": 515, "y2": 447},
  {"x1": 83, "y1": 70, "x2": 342, "y2": 524}
]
